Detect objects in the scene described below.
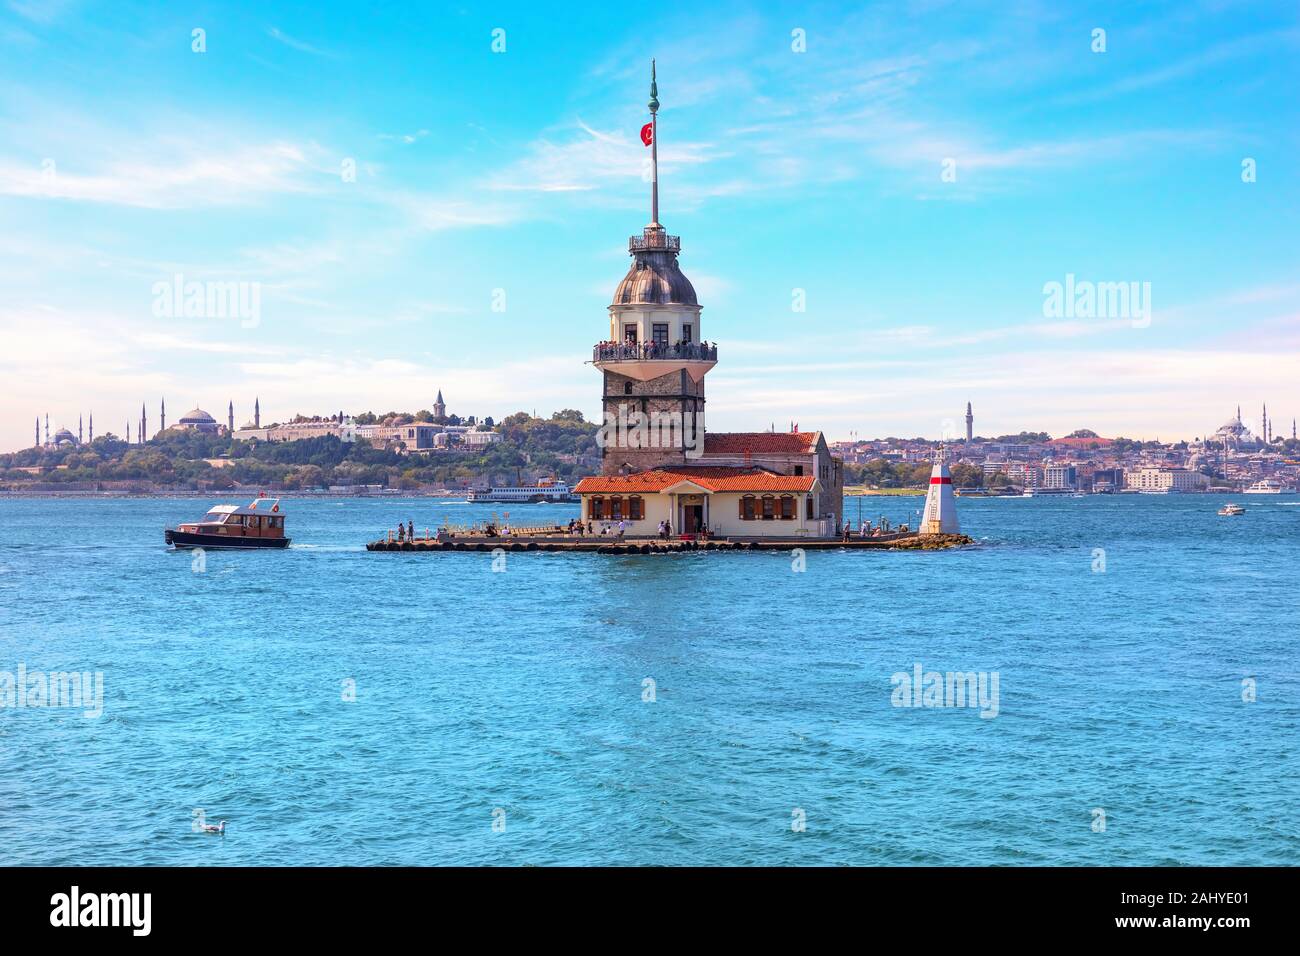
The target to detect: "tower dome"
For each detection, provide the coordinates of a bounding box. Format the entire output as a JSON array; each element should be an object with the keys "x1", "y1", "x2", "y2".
[{"x1": 613, "y1": 232, "x2": 698, "y2": 306}]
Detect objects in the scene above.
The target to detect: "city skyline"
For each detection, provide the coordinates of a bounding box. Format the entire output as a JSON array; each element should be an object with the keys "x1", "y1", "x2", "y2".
[
  {"x1": 2, "y1": 1, "x2": 1298, "y2": 451},
  {"x1": 19, "y1": 392, "x2": 1297, "y2": 450}
]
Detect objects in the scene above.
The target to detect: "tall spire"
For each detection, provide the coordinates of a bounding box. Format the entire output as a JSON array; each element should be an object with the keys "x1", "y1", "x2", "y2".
[
  {"x1": 228, "y1": 400, "x2": 234, "y2": 433},
  {"x1": 45, "y1": 414, "x2": 49, "y2": 445},
  {"x1": 648, "y1": 58, "x2": 659, "y2": 228},
  {"x1": 89, "y1": 411, "x2": 93, "y2": 443},
  {"x1": 35, "y1": 417, "x2": 39, "y2": 448},
  {"x1": 255, "y1": 397, "x2": 260, "y2": 428},
  {"x1": 161, "y1": 397, "x2": 166, "y2": 431},
  {"x1": 79, "y1": 415, "x2": 83, "y2": 443}
]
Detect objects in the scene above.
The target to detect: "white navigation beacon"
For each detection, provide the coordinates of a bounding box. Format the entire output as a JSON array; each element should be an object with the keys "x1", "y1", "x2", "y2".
[{"x1": 920, "y1": 444, "x2": 960, "y2": 535}]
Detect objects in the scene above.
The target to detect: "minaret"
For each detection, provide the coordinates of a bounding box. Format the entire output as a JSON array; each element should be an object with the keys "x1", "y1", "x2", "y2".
[
  {"x1": 79, "y1": 415, "x2": 83, "y2": 443},
  {"x1": 965, "y1": 402, "x2": 973, "y2": 443},
  {"x1": 920, "y1": 445, "x2": 960, "y2": 535},
  {"x1": 35, "y1": 417, "x2": 39, "y2": 447},
  {"x1": 126, "y1": 421, "x2": 131, "y2": 443},
  {"x1": 594, "y1": 61, "x2": 715, "y2": 475},
  {"x1": 140, "y1": 402, "x2": 146, "y2": 443},
  {"x1": 45, "y1": 414, "x2": 49, "y2": 445},
  {"x1": 254, "y1": 397, "x2": 261, "y2": 428},
  {"x1": 1262, "y1": 403, "x2": 1268, "y2": 443},
  {"x1": 228, "y1": 401, "x2": 234, "y2": 432},
  {"x1": 89, "y1": 412, "x2": 93, "y2": 443},
  {"x1": 160, "y1": 397, "x2": 166, "y2": 432}
]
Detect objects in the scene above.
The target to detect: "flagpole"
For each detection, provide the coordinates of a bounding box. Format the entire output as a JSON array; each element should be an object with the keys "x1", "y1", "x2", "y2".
[{"x1": 649, "y1": 58, "x2": 659, "y2": 227}]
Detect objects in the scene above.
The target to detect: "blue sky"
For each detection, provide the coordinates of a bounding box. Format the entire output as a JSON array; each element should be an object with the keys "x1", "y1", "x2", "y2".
[{"x1": 2, "y1": 0, "x2": 1298, "y2": 450}]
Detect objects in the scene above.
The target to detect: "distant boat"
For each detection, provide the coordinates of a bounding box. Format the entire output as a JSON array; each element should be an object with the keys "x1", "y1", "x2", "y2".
[
  {"x1": 1218, "y1": 503, "x2": 1245, "y2": 516},
  {"x1": 165, "y1": 496, "x2": 290, "y2": 549},
  {"x1": 1242, "y1": 479, "x2": 1292, "y2": 494},
  {"x1": 466, "y1": 479, "x2": 575, "y2": 503}
]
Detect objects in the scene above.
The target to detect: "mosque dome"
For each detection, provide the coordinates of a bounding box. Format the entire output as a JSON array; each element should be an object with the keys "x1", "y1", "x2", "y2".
[
  {"x1": 53, "y1": 427, "x2": 76, "y2": 444},
  {"x1": 179, "y1": 407, "x2": 216, "y2": 424}
]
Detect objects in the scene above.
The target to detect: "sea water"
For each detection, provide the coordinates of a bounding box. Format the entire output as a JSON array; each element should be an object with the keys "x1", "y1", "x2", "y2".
[{"x1": 0, "y1": 494, "x2": 1295, "y2": 865}]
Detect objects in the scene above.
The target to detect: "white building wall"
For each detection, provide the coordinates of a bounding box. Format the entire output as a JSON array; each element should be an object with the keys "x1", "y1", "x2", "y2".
[
  {"x1": 607, "y1": 303, "x2": 703, "y2": 344},
  {"x1": 580, "y1": 492, "x2": 821, "y2": 537}
]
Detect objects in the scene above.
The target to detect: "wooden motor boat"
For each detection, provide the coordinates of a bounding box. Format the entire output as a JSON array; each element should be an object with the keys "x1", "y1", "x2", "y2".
[{"x1": 165, "y1": 496, "x2": 290, "y2": 549}]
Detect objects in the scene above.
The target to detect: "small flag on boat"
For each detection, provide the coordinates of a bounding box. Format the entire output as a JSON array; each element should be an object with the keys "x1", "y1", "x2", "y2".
[{"x1": 640, "y1": 123, "x2": 653, "y2": 146}]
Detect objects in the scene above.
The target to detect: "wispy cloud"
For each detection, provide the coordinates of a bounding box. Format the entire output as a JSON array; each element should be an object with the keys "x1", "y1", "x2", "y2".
[
  {"x1": 0, "y1": 142, "x2": 320, "y2": 208},
  {"x1": 267, "y1": 26, "x2": 336, "y2": 58}
]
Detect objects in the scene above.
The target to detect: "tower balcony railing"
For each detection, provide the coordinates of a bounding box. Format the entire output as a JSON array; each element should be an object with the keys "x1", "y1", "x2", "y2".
[
  {"x1": 594, "y1": 341, "x2": 717, "y2": 364},
  {"x1": 628, "y1": 233, "x2": 681, "y2": 253}
]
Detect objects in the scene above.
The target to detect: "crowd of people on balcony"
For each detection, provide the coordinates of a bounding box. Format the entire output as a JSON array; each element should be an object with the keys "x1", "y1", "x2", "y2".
[{"x1": 594, "y1": 339, "x2": 717, "y2": 362}]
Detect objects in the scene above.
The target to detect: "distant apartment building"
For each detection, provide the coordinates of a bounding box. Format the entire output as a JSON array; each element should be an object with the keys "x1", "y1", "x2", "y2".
[
  {"x1": 981, "y1": 459, "x2": 1041, "y2": 488},
  {"x1": 1125, "y1": 467, "x2": 1208, "y2": 492},
  {"x1": 1043, "y1": 464, "x2": 1078, "y2": 490}
]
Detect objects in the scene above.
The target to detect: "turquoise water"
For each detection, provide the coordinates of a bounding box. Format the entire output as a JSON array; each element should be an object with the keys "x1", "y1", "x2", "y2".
[{"x1": 0, "y1": 494, "x2": 1296, "y2": 865}]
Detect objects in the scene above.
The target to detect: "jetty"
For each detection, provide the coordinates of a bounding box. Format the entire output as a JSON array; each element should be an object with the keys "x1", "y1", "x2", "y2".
[{"x1": 365, "y1": 526, "x2": 972, "y2": 554}]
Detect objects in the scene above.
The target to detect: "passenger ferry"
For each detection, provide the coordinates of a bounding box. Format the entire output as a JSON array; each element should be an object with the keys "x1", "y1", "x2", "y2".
[
  {"x1": 1242, "y1": 479, "x2": 1293, "y2": 494},
  {"x1": 466, "y1": 479, "x2": 575, "y2": 503},
  {"x1": 164, "y1": 496, "x2": 290, "y2": 549}
]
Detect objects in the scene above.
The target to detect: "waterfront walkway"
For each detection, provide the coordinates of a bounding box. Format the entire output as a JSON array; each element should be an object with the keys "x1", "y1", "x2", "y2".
[{"x1": 364, "y1": 531, "x2": 972, "y2": 553}]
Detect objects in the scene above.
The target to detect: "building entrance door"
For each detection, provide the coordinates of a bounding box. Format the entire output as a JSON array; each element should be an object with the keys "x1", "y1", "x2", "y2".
[{"x1": 683, "y1": 504, "x2": 704, "y2": 535}]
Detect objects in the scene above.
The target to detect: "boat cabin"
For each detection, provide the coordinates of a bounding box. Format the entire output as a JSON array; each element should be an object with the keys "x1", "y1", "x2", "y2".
[{"x1": 176, "y1": 498, "x2": 287, "y2": 540}]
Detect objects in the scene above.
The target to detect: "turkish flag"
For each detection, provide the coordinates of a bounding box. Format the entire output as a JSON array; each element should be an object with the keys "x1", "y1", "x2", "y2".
[{"x1": 640, "y1": 122, "x2": 653, "y2": 146}]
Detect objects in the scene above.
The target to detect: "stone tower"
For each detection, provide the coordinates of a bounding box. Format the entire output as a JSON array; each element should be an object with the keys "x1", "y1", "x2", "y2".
[
  {"x1": 595, "y1": 61, "x2": 716, "y2": 476},
  {"x1": 965, "y1": 401, "x2": 973, "y2": 443},
  {"x1": 433, "y1": 390, "x2": 446, "y2": 421}
]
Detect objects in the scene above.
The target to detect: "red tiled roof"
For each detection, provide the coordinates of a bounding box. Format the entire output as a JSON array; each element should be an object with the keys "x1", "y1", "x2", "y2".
[
  {"x1": 703, "y1": 431, "x2": 820, "y2": 455},
  {"x1": 574, "y1": 466, "x2": 817, "y2": 495}
]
